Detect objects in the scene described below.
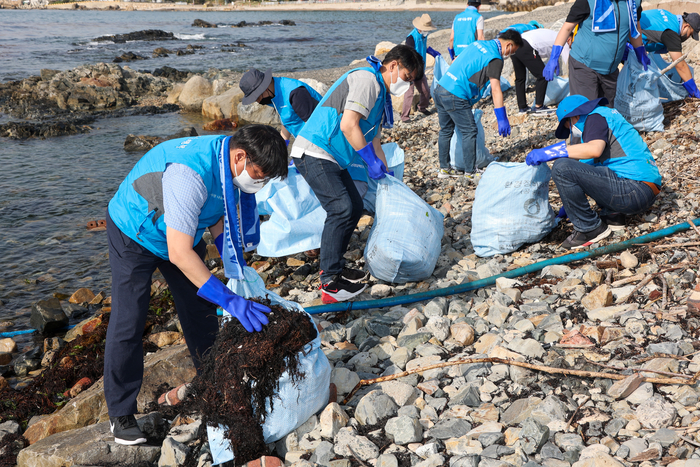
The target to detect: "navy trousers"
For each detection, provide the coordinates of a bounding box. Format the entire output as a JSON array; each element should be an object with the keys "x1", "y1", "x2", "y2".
[{"x1": 104, "y1": 211, "x2": 219, "y2": 417}]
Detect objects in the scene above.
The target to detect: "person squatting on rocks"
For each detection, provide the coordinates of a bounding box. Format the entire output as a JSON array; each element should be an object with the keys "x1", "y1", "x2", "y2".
[
  {"x1": 402, "y1": 14, "x2": 441, "y2": 123},
  {"x1": 526, "y1": 95, "x2": 662, "y2": 250},
  {"x1": 639, "y1": 9, "x2": 700, "y2": 98},
  {"x1": 502, "y1": 21, "x2": 571, "y2": 116},
  {"x1": 291, "y1": 45, "x2": 424, "y2": 304},
  {"x1": 449, "y1": 0, "x2": 484, "y2": 60},
  {"x1": 104, "y1": 126, "x2": 288, "y2": 445},
  {"x1": 434, "y1": 28, "x2": 523, "y2": 181},
  {"x1": 545, "y1": 0, "x2": 649, "y2": 106}
]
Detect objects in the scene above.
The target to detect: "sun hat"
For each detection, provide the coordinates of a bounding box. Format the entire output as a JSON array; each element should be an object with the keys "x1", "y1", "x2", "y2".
[
  {"x1": 555, "y1": 95, "x2": 608, "y2": 139},
  {"x1": 413, "y1": 14, "x2": 436, "y2": 31},
  {"x1": 240, "y1": 68, "x2": 273, "y2": 106}
]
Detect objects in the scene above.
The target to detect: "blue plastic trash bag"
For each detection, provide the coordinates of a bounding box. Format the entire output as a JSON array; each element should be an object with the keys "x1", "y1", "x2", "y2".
[
  {"x1": 650, "y1": 53, "x2": 693, "y2": 102},
  {"x1": 615, "y1": 50, "x2": 665, "y2": 132},
  {"x1": 482, "y1": 77, "x2": 512, "y2": 98},
  {"x1": 431, "y1": 55, "x2": 450, "y2": 98},
  {"x1": 449, "y1": 109, "x2": 495, "y2": 171},
  {"x1": 207, "y1": 267, "x2": 332, "y2": 466},
  {"x1": 365, "y1": 176, "x2": 444, "y2": 283},
  {"x1": 364, "y1": 143, "x2": 405, "y2": 213},
  {"x1": 471, "y1": 162, "x2": 557, "y2": 257},
  {"x1": 543, "y1": 76, "x2": 570, "y2": 107}
]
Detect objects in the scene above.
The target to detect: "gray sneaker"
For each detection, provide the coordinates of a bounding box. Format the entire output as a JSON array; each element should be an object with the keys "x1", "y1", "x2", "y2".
[{"x1": 438, "y1": 168, "x2": 463, "y2": 179}]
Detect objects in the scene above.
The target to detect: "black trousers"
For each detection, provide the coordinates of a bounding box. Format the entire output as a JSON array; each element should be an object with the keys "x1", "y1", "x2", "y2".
[
  {"x1": 569, "y1": 56, "x2": 619, "y2": 107},
  {"x1": 511, "y1": 39, "x2": 548, "y2": 110},
  {"x1": 103, "y1": 211, "x2": 218, "y2": 417}
]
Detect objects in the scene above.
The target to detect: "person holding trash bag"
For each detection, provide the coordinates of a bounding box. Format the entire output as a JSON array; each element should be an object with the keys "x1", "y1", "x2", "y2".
[
  {"x1": 239, "y1": 69, "x2": 323, "y2": 145},
  {"x1": 435, "y1": 29, "x2": 523, "y2": 181},
  {"x1": 544, "y1": 0, "x2": 648, "y2": 106},
  {"x1": 292, "y1": 45, "x2": 423, "y2": 304},
  {"x1": 639, "y1": 9, "x2": 700, "y2": 98},
  {"x1": 525, "y1": 95, "x2": 661, "y2": 249},
  {"x1": 402, "y1": 14, "x2": 441, "y2": 122},
  {"x1": 104, "y1": 126, "x2": 288, "y2": 445},
  {"x1": 449, "y1": 0, "x2": 484, "y2": 60}
]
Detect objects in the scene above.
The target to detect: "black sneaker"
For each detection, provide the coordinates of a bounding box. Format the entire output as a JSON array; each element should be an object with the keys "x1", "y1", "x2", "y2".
[
  {"x1": 531, "y1": 105, "x2": 556, "y2": 117},
  {"x1": 419, "y1": 109, "x2": 433, "y2": 116},
  {"x1": 340, "y1": 268, "x2": 369, "y2": 283},
  {"x1": 600, "y1": 212, "x2": 626, "y2": 231},
  {"x1": 321, "y1": 276, "x2": 367, "y2": 304},
  {"x1": 519, "y1": 107, "x2": 532, "y2": 114},
  {"x1": 110, "y1": 415, "x2": 147, "y2": 445},
  {"x1": 561, "y1": 223, "x2": 612, "y2": 250}
]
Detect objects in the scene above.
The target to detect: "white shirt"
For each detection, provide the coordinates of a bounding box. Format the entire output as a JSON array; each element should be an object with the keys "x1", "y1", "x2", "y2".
[{"x1": 522, "y1": 29, "x2": 570, "y2": 65}]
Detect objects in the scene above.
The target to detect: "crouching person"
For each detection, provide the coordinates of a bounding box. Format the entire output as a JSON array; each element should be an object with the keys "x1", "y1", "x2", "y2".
[{"x1": 525, "y1": 95, "x2": 662, "y2": 250}]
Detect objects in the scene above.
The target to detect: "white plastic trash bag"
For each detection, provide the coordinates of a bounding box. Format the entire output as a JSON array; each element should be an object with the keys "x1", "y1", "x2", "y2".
[
  {"x1": 365, "y1": 176, "x2": 444, "y2": 283},
  {"x1": 431, "y1": 55, "x2": 450, "y2": 98},
  {"x1": 471, "y1": 162, "x2": 557, "y2": 257},
  {"x1": 650, "y1": 53, "x2": 693, "y2": 102},
  {"x1": 207, "y1": 267, "x2": 332, "y2": 465},
  {"x1": 543, "y1": 76, "x2": 570, "y2": 107},
  {"x1": 615, "y1": 51, "x2": 665, "y2": 132},
  {"x1": 449, "y1": 109, "x2": 495, "y2": 171},
  {"x1": 364, "y1": 143, "x2": 405, "y2": 213}
]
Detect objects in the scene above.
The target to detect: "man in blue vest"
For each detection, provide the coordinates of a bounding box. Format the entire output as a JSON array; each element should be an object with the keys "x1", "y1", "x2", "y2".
[
  {"x1": 449, "y1": 0, "x2": 484, "y2": 60},
  {"x1": 402, "y1": 14, "x2": 441, "y2": 122},
  {"x1": 526, "y1": 95, "x2": 662, "y2": 249},
  {"x1": 292, "y1": 45, "x2": 424, "y2": 304},
  {"x1": 104, "y1": 126, "x2": 288, "y2": 445},
  {"x1": 544, "y1": 0, "x2": 649, "y2": 107},
  {"x1": 434, "y1": 29, "x2": 523, "y2": 180},
  {"x1": 639, "y1": 9, "x2": 700, "y2": 98},
  {"x1": 239, "y1": 69, "x2": 324, "y2": 144}
]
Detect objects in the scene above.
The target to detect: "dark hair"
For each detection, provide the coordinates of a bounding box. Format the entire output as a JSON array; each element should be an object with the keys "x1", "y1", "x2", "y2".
[
  {"x1": 230, "y1": 124, "x2": 288, "y2": 180},
  {"x1": 498, "y1": 28, "x2": 524, "y2": 47},
  {"x1": 383, "y1": 44, "x2": 425, "y2": 82},
  {"x1": 467, "y1": 0, "x2": 481, "y2": 5}
]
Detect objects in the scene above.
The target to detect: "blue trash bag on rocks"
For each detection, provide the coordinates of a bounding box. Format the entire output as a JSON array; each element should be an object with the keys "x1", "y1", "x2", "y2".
[
  {"x1": 431, "y1": 55, "x2": 450, "y2": 98},
  {"x1": 650, "y1": 53, "x2": 693, "y2": 102},
  {"x1": 471, "y1": 162, "x2": 557, "y2": 257},
  {"x1": 482, "y1": 77, "x2": 513, "y2": 98},
  {"x1": 543, "y1": 76, "x2": 570, "y2": 107},
  {"x1": 449, "y1": 109, "x2": 495, "y2": 171},
  {"x1": 615, "y1": 50, "x2": 665, "y2": 132},
  {"x1": 364, "y1": 176, "x2": 444, "y2": 283},
  {"x1": 364, "y1": 143, "x2": 405, "y2": 213},
  {"x1": 207, "y1": 266, "x2": 331, "y2": 466}
]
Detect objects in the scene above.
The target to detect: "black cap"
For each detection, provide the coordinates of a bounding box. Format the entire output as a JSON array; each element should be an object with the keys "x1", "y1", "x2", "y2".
[
  {"x1": 468, "y1": 0, "x2": 481, "y2": 5},
  {"x1": 240, "y1": 68, "x2": 272, "y2": 105},
  {"x1": 683, "y1": 12, "x2": 700, "y2": 40}
]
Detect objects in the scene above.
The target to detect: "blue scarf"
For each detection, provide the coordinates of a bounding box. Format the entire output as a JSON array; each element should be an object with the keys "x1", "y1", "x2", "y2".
[
  {"x1": 365, "y1": 55, "x2": 394, "y2": 129},
  {"x1": 592, "y1": 0, "x2": 640, "y2": 39},
  {"x1": 218, "y1": 136, "x2": 261, "y2": 280}
]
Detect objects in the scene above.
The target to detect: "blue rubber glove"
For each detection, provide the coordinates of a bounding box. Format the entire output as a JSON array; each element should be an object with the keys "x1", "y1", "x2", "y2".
[
  {"x1": 197, "y1": 275, "x2": 270, "y2": 332},
  {"x1": 543, "y1": 45, "x2": 563, "y2": 81},
  {"x1": 357, "y1": 142, "x2": 390, "y2": 180},
  {"x1": 214, "y1": 233, "x2": 224, "y2": 257},
  {"x1": 448, "y1": 47, "x2": 455, "y2": 60},
  {"x1": 285, "y1": 139, "x2": 290, "y2": 147},
  {"x1": 526, "y1": 141, "x2": 569, "y2": 166},
  {"x1": 683, "y1": 78, "x2": 700, "y2": 98},
  {"x1": 634, "y1": 46, "x2": 650, "y2": 71},
  {"x1": 494, "y1": 107, "x2": 510, "y2": 137},
  {"x1": 427, "y1": 46, "x2": 440, "y2": 58},
  {"x1": 556, "y1": 207, "x2": 568, "y2": 219},
  {"x1": 621, "y1": 45, "x2": 630, "y2": 64}
]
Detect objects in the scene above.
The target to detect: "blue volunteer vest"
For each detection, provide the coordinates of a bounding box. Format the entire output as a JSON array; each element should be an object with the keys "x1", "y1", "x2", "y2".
[
  {"x1": 586, "y1": 107, "x2": 662, "y2": 185},
  {"x1": 408, "y1": 28, "x2": 428, "y2": 70},
  {"x1": 296, "y1": 67, "x2": 386, "y2": 169},
  {"x1": 438, "y1": 40, "x2": 502, "y2": 105},
  {"x1": 269, "y1": 77, "x2": 323, "y2": 137},
  {"x1": 570, "y1": 0, "x2": 631, "y2": 75},
  {"x1": 453, "y1": 6, "x2": 481, "y2": 56},
  {"x1": 640, "y1": 9, "x2": 681, "y2": 53},
  {"x1": 108, "y1": 136, "x2": 226, "y2": 259},
  {"x1": 501, "y1": 23, "x2": 537, "y2": 34}
]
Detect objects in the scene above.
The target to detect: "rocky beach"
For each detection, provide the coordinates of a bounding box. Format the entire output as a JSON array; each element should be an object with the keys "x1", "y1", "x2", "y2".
[{"x1": 3, "y1": 2, "x2": 700, "y2": 467}]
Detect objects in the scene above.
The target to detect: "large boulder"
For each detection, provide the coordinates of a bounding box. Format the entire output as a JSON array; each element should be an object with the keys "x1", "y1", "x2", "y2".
[
  {"x1": 202, "y1": 85, "x2": 244, "y2": 120},
  {"x1": 179, "y1": 75, "x2": 213, "y2": 112},
  {"x1": 375, "y1": 41, "x2": 397, "y2": 56},
  {"x1": 30, "y1": 299, "x2": 68, "y2": 334},
  {"x1": 237, "y1": 102, "x2": 281, "y2": 125},
  {"x1": 299, "y1": 78, "x2": 328, "y2": 97}
]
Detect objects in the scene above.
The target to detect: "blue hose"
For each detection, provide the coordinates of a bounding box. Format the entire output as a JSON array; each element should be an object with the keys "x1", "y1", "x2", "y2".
[
  {"x1": 0, "y1": 324, "x2": 76, "y2": 339},
  {"x1": 305, "y1": 218, "x2": 700, "y2": 315}
]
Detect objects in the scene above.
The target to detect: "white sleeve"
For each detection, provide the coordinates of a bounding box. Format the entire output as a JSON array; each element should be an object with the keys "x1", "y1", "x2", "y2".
[{"x1": 477, "y1": 16, "x2": 484, "y2": 30}]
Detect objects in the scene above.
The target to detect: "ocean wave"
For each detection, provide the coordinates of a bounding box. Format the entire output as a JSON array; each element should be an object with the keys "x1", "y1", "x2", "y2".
[
  {"x1": 88, "y1": 41, "x2": 111, "y2": 45},
  {"x1": 174, "y1": 33, "x2": 206, "y2": 40}
]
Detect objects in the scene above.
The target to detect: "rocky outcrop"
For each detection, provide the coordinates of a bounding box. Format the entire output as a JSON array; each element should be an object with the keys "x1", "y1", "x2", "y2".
[
  {"x1": 192, "y1": 19, "x2": 217, "y2": 28},
  {"x1": 237, "y1": 102, "x2": 281, "y2": 126},
  {"x1": 178, "y1": 75, "x2": 213, "y2": 112},
  {"x1": 113, "y1": 52, "x2": 148, "y2": 63},
  {"x1": 123, "y1": 127, "x2": 198, "y2": 151},
  {"x1": 201, "y1": 85, "x2": 244, "y2": 120},
  {"x1": 93, "y1": 29, "x2": 176, "y2": 43}
]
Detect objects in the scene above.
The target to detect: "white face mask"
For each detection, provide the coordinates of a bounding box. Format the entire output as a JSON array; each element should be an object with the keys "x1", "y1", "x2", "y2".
[
  {"x1": 232, "y1": 157, "x2": 266, "y2": 194},
  {"x1": 389, "y1": 64, "x2": 411, "y2": 97}
]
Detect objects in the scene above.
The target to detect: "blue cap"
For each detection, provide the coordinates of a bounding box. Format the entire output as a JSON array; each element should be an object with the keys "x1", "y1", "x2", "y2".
[{"x1": 555, "y1": 95, "x2": 608, "y2": 139}]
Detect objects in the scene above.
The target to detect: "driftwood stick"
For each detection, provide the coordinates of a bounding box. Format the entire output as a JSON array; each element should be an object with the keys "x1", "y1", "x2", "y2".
[
  {"x1": 566, "y1": 395, "x2": 590, "y2": 432},
  {"x1": 652, "y1": 242, "x2": 700, "y2": 250},
  {"x1": 687, "y1": 218, "x2": 700, "y2": 237},
  {"x1": 584, "y1": 359, "x2": 692, "y2": 379},
  {"x1": 656, "y1": 52, "x2": 690, "y2": 78},
  {"x1": 619, "y1": 274, "x2": 654, "y2": 303},
  {"x1": 680, "y1": 435, "x2": 700, "y2": 449},
  {"x1": 661, "y1": 274, "x2": 668, "y2": 310},
  {"x1": 611, "y1": 274, "x2": 646, "y2": 287}
]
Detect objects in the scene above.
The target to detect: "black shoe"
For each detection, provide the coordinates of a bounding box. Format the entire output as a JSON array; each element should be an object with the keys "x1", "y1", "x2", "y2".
[
  {"x1": 321, "y1": 276, "x2": 367, "y2": 304},
  {"x1": 531, "y1": 105, "x2": 556, "y2": 116},
  {"x1": 110, "y1": 415, "x2": 147, "y2": 445},
  {"x1": 519, "y1": 107, "x2": 532, "y2": 114},
  {"x1": 600, "y1": 212, "x2": 626, "y2": 231},
  {"x1": 340, "y1": 267, "x2": 369, "y2": 283},
  {"x1": 561, "y1": 223, "x2": 612, "y2": 250},
  {"x1": 419, "y1": 109, "x2": 433, "y2": 116}
]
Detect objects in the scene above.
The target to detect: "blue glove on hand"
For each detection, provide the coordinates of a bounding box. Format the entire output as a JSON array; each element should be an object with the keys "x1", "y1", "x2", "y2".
[
  {"x1": 197, "y1": 275, "x2": 270, "y2": 332},
  {"x1": 621, "y1": 44, "x2": 630, "y2": 63},
  {"x1": 427, "y1": 46, "x2": 440, "y2": 58},
  {"x1": 543, "y1": 45, "x2": 562, "y2": 81},
  {"x1": 556, "y1": 207, "x2": 568, "y2": 219},
  {"x1": 214, "y1": 233, "x2": 224, "y2": 257},
  {"x1": 683, "y1": 78, "x2": 700, "y2": 98},
  {"x1": 358, "y1": 142, "x2": 390, "y2": 180},
  {"x1": 634, "y1": 46, "x2": 650, "y2": 71},
  {"x1": 526, "y1": 141, "x2": 569, "y2": 166},
  {"x1": 494, "y1": 107, "x2": 510, "y2": 137},
  {"x1": 448, "y1": 47, "x2": 455, "y2": 60}
]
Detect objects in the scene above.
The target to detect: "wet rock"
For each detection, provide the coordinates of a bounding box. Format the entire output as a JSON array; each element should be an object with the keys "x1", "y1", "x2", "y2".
[
  {"x1": 30, "y1": 298, "x2": 68, "y2": 333},
  {"x1": 113, "y1": 52, "x2": 148, "y2": 63},
  {"x1": 93, "y1": 29, "x2": 175, "y2": 43},
  {"x1": 192, "y1": 19, "x2": 217, "y2": 28},
  {"x1": 124, "y1": 134, "x2": 163, "y2": 151},
  {"x1": 152, "y1": 66, "x2": 189, "y2": 81}
]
